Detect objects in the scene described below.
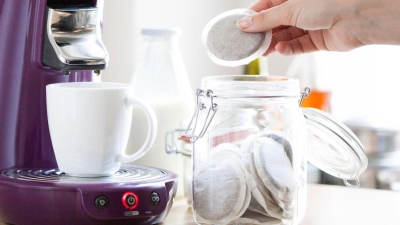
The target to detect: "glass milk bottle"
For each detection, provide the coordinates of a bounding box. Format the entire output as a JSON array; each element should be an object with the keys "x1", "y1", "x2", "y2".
[
  {"x1": 186, "y1": 75, "x2": 367, "y2": 225},
  {"x1": 128, "y1": 27, "x2": 194, "y2": 198}
]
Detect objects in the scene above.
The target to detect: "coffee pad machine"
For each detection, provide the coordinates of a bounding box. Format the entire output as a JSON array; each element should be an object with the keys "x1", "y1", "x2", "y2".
[{"x1": 0, "y1": 1, "x2": 178, "y2": 224}]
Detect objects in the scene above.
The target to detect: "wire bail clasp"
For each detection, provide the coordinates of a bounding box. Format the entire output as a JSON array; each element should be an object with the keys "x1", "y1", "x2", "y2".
[
  {"x1": 299, "y1": 87, "x2": 311, "y2": 107},
  {"x1": 344, "y1": 178, "x2": 360, "y2": 188},
  {"x1": 184, "y1": 89, "x2": 219, "y2": 143}
]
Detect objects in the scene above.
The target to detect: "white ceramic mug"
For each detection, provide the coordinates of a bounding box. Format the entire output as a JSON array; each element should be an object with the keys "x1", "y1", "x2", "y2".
[{"x1": 46, "y1": 82, "x2": 157, "y2": 177}]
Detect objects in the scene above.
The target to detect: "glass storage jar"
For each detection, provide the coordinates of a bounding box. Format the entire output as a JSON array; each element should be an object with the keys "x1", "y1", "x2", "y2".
[{"x1": 185, "y1": 75, "x2": 367, "y2": 225}]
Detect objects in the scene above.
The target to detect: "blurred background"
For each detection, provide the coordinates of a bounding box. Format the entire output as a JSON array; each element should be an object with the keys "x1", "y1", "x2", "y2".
[{"x1": 101, "y1": 0, "x2": 400, "y2": 191}]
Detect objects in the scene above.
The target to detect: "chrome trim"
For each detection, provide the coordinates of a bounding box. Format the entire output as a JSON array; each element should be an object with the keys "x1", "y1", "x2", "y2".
[{"x1": 46, "y1": 7, "x2": 108, "y2": 66}]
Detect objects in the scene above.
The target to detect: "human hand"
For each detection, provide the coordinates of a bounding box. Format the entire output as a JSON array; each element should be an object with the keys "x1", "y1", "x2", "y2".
[{"x1": 237, "y1": 0, "x2": 400, "y2": 55}]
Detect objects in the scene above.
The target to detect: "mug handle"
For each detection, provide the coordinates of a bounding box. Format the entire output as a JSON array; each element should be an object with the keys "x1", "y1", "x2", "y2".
[{"x1": 118, "y1": 96, "x2": 157, "y2": 163}]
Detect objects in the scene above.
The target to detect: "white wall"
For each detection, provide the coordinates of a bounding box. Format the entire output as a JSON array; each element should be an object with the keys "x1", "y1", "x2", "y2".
[
  {"x1": 102, "y1": 0, "x2": 400, "y2": 130},
  {"x1": 313, "y1": 45, "x2": 400, "y2": 128},
  {"x1": 102, "y1": 0, "x2": 136, "y2": 84},
  {"x1": 102, "y1": 0, "x2": 273, "y2": 90}
]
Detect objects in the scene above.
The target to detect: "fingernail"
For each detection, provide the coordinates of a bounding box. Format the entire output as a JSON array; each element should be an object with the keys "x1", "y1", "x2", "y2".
[{"x1": 236, "y1": 16, "x2": 253, "y2": 29}]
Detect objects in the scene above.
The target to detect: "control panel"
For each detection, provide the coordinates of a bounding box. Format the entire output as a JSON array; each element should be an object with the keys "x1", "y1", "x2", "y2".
[{"x1": 81, "y1": 185, "x2": 169, "y2": 220}]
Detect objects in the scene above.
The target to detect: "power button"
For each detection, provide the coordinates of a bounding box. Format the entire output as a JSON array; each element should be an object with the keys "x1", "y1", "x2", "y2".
[{"x1": 122, "y1": 192, "x2": 138, "y2": 210}]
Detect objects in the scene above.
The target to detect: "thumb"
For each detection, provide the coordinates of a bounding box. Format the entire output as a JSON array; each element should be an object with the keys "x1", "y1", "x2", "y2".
[{"x1": 237, "y1": 3, "x2": 296, "y2": 32}]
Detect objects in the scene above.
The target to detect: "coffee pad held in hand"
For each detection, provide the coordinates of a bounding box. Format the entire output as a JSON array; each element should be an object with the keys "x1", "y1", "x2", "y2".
[{"x1": 202, "y1": 9, "x2": 272, "y2": 67}]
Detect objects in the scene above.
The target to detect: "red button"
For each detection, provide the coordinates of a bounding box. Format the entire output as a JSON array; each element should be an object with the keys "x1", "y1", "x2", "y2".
[{"x1": 122, "y1": 192, "x2": 139, "y2": 210}]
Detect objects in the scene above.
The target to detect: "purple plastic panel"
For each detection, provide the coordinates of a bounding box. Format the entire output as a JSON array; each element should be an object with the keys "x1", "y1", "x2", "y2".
[
  {"x1": 0, "y1": 0, "x2": 93, "y2": 170},
  {"x1": 0, "y1": 165, "x2": 179, "y2": 225}
]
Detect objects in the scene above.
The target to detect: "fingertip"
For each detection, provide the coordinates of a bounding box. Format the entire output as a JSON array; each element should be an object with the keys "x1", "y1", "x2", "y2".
[
  {"x1": 277, "y1": 35, "x2": 319, "y2": 55},
  {"x1": 275, "y1": 42, "x2": 293, "y2": 55},
  {"x1": 236, "y1": 16, "x2": 253, "y2": 30},
  {"x1": 242, "y1": 7, "x2": 286, "y2": 33},
  {"x1": 263, "y1": 46, "x2": 276, "y2": 56},
  {"x1": 237, "y1": 10, "x2": 274, "y2": 32}
]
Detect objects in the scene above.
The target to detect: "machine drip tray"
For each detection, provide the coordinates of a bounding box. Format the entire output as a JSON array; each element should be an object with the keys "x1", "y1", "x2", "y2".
[{"x1": 1, "y1": 165, "x2": 167, "y2": 184}]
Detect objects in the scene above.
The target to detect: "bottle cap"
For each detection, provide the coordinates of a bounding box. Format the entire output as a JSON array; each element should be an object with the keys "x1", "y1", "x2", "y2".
[{"x1": 141, "y1": 27, "x2": 182, "y2": 36}]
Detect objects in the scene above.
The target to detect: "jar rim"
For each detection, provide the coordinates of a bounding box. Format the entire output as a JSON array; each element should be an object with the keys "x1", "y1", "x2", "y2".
[{"x1": 200, "y1": 75, "x2": 301, "y2": 98}]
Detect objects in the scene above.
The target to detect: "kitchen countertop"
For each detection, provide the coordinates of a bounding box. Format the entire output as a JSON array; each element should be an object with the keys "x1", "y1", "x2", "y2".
[
  {"x1": 1, "y1": 184, "x2": 400, "y2": 225},
  {"x1": 162, "y1": 184, "x2": 400, "y2": 225}
]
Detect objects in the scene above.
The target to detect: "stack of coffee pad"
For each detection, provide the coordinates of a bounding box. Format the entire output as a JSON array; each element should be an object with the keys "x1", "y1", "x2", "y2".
[{"x1": 193, "y1": 130, "x2": 295, "y2": 225}]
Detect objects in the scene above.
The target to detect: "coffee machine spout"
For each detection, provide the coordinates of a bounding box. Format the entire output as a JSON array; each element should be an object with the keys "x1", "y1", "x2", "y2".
[{"x1": 42, "y1": 6, "x2": 109, "y2": 74}]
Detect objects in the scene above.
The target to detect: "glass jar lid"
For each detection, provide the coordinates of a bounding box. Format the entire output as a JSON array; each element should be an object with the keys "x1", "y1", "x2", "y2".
[
  {"x1": 302, "y1": 108, "x2": 368, "y2": 184},
  {"x1": 201, "y1": 75, "x2": 300, "y2": 98}
]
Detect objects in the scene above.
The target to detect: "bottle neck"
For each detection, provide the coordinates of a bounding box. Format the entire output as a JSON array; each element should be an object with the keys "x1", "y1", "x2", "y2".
[
  {"x1": 132, "y1": 33, "x2": 192, "y2": 101},
  {"x1": 141, "y1": 35, "x2": 180, "y2": 55},
  {"x1": 143, "y1": 35, "x2": 180, "y2": 44}
]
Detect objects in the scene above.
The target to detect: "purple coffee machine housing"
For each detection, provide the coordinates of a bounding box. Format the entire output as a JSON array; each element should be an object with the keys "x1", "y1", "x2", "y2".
[{"x1": 0, "y1": 1, "x2": 178, "y2": 224}]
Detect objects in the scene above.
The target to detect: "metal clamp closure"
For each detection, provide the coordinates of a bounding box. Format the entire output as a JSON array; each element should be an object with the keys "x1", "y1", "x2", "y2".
[
  {"x1": 185, "y1": 89, "x2": 219, "y2": 143},
  {"x1": 299, "y1": 87, "x2": 311, "y2": 107},
  {"x1": 185, "y1": 87, "x2": 310, "y2": 143},
  {"x1": 344, "y1": 178, "x2": 360, "y2": 188}
]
